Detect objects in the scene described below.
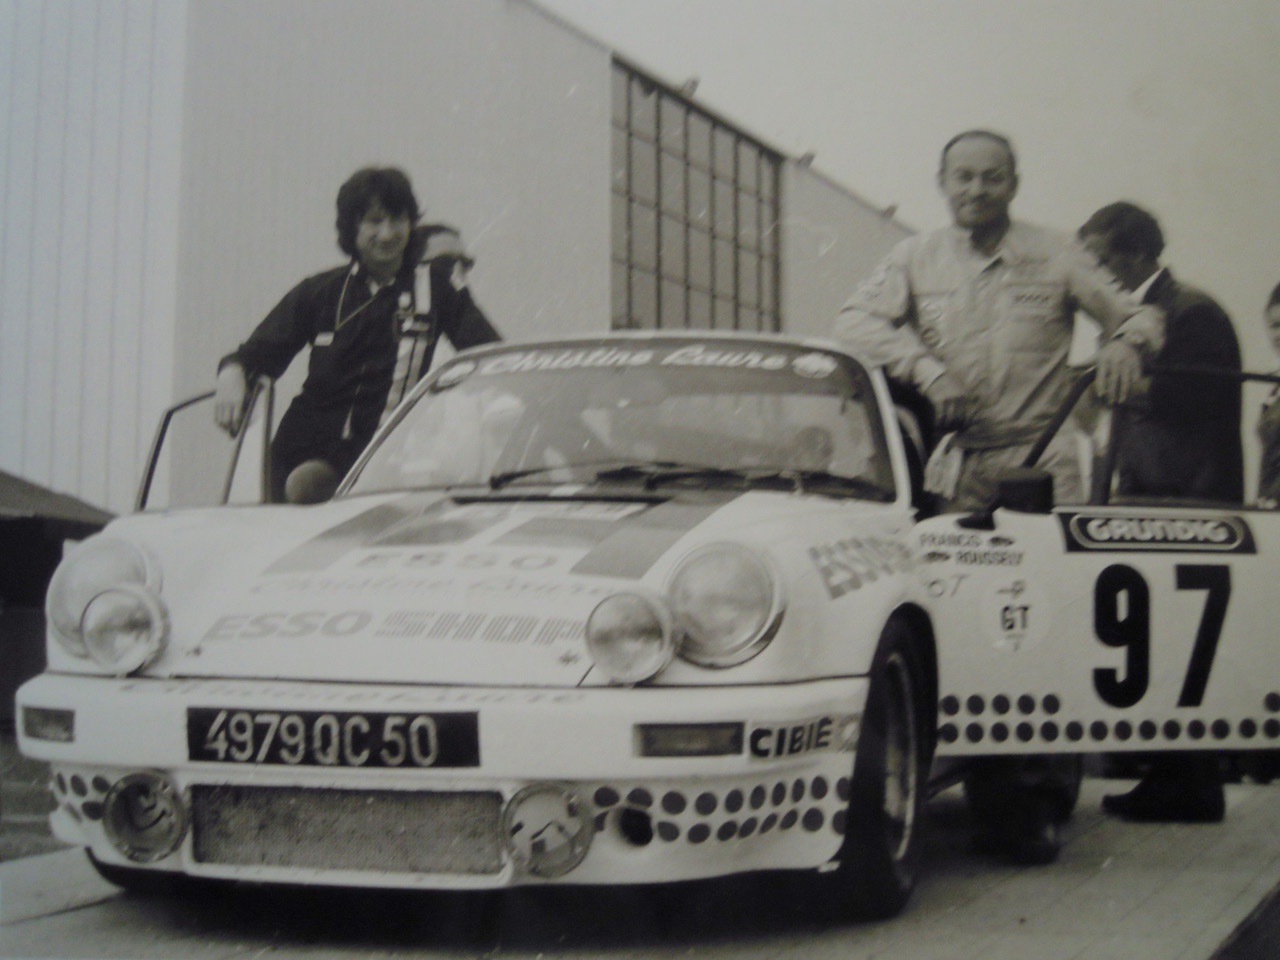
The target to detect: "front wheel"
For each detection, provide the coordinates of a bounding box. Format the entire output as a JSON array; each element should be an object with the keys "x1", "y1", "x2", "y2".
[{"x1": 822, "y1": 619, "x2": 931, "y2": 920}]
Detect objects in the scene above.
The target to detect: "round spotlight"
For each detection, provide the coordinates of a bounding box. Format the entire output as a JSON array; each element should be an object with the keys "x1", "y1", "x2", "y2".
[
  {"x1": 102, "y1": 772, "x2": 188, "y2": 864},
  {"x1": 503, "y1": 783, "x2": 594, "y2": 878}
]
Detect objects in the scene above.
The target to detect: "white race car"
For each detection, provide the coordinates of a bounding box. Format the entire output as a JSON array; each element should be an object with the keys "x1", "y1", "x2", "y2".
[{"x1": 16, "y1": 332, "x2": 1280, "y2": 920}]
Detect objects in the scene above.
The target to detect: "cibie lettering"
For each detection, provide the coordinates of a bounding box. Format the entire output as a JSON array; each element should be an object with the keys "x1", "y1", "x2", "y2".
[
  {"x1": 750, "y1": 717, "x2": 834, "y2": 759},
  {"x1": 1083, "y1": 517, "x2": 1231, "y2": 545}
]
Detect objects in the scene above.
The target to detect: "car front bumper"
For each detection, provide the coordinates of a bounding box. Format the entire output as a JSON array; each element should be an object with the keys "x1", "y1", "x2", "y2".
[{"x1": 17, "y1": 673, "x2": 868, "y2": 889}]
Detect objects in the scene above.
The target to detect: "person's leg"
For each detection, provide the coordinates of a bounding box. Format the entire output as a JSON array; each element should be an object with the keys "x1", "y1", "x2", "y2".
[
  {"x1": 965, "y1": 754, "x2": 1080, "y2": 865},
  {"x1": 1102, "y1": 752, "x2": 1224, "y2": 822}
]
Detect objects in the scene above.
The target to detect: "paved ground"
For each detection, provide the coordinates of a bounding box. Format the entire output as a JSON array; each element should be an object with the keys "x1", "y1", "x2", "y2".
[
  {"x1": 3, "y1": 730, "x2": 1279, "y2": 959},
  {"x1": 0, "y1": 731, "x2": 66, "y2": 863}
]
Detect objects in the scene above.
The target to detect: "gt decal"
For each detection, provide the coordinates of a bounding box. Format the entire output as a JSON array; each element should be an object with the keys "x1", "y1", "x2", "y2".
[
  {"x1": 983, "y1": 578, "x2": 1048, "y2": 652},
  {"x1": 1093, "y1": 564, "x2": 1230, "y2": 708}
]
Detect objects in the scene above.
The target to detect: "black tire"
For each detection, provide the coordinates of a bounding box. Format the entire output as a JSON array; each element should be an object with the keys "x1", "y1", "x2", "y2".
[{"x1": 822, "y1": 619, "x2": 930, "y2": 920}]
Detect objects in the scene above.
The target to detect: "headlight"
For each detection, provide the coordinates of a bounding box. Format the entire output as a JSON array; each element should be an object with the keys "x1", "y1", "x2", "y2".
[
  {"x1": 82, "y1": 585, "x2": 169, "y2": 674},
  {"x1": 46, "y1": 538, "x2": 164, "y2": 663},
  {"x1": 585, "y1": 592, "x2": 676, "y2": 684},
  {"x1": 668, "y1": 543, "x2": 781, "y2": 667}
]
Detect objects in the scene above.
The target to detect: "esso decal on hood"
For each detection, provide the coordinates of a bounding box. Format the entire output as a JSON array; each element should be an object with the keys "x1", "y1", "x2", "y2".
[
  {"x1": 259, "y1": 495, "x2": 737, "y2": 581},
  {"x1": 199, "y1": 608, "x2": 585, "y2": 650}
]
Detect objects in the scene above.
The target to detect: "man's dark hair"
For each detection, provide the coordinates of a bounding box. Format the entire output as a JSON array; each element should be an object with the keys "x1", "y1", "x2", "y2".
[
  {"x1": 939, "y1": 129, "x2": 1018, "y2": 176},
  {"x1": 1078, "y1": 201, "x2": 1165, "y2": 260},
  {"x1": 335, "y1": 167, "x2": 421, "y2": 258},
  {"x1": 1268, "y1": 281, "x2": 1280, "y2": 310}
]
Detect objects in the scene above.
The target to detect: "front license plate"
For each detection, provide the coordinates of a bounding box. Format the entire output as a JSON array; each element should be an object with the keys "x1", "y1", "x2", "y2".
[{"x1": 187, "y1": 708, "x2": 480, "y2": 768}]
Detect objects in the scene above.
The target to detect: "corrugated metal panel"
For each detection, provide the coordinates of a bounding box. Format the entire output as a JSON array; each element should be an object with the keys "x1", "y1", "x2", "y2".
[{"x1": 0, "y1": 0, "x2": 185, "y2": 516}]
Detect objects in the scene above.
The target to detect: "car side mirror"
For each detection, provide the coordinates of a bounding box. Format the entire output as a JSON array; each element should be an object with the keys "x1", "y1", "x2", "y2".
[
  {"x1": 957, "y1": 467, "x2": 1054, "y2": 530},
  {"x1": 994, "y1": 467, "x2": 1054, "y2": 513}
]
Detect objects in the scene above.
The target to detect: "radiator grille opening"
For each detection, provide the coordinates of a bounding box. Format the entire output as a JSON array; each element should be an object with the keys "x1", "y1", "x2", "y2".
[{"x1": 192, "y1": 784, "x2": 504, "y2": 875}]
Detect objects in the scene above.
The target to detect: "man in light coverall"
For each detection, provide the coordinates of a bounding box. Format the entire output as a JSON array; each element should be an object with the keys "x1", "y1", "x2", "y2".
[
  {"x1": 835, "y1": 130, "x2": 1163, "y2": 509},
  {"x1": 833, "y1": 130, "x2": 1165, "y2": 864}
]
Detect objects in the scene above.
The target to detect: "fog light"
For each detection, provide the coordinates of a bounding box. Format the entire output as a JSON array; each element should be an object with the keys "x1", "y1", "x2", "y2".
[
  {"x1": 103, "y1": 772, "x2": 187, "y2": 863},
  {"x1": 21, "y1": 706, "x2": 75, "y2": 742},
  {"x1": 502, "y1": 784, "x2": 593, "y2": 878}
]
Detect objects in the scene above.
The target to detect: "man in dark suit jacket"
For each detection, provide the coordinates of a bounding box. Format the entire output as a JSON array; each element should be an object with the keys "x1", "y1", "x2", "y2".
[
  {"x1": 1077, "y1": 201, "x2": 1242, "y2": 822},
  {"x1": 1079, "y1": 201, "x2": 1243, "y2": 503}
]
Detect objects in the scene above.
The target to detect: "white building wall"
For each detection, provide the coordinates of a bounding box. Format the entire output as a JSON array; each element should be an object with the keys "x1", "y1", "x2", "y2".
[
  {"x1": 780, "y1": 163, "x2": 911, "y2": 340},
  {"x1": 0, "y1": 0, "x2": 185, "y2": 515},
  {"x1": 1, "y1": 0, "x2": 908, "y2": 513}
]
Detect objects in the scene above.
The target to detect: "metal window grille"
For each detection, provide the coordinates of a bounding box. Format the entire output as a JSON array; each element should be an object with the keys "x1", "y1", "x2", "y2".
[{"x1": 611, "y1": 62, "x2": 781, "y2": 332}]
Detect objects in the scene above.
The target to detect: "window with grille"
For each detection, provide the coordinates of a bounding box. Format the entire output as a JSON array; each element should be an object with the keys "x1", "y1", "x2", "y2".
[{"x1": 611, "y1": 62, "x2": 782, "y2": 332}]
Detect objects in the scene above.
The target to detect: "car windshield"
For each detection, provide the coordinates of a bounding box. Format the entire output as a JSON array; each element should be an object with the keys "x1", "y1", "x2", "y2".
[{"x1": 346, "y1": 339, "x2": 897, "y2": 501}]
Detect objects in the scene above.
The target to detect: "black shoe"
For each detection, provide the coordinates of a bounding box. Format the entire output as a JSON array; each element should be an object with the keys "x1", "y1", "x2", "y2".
[
  {"x1": 1006, "y1": 811, "x2": 1060, "y2": 866},
  {"x1": 1102, "y1": 777, "x2": 1224, "y2": 823}
]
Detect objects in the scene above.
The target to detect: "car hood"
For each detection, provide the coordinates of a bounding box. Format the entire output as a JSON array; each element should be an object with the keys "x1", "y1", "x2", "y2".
[{"x1": 107, "y1": 489, "x2": 819, "y2": 686}]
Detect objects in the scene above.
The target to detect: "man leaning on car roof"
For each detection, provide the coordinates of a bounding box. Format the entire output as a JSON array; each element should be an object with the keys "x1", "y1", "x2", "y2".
[
  {"x1": 832, "y1": 129, "x2": 1165, "y2": 866},
  {"x1": 833, "y1": 129, "x2": 1164, "y2": 510}
]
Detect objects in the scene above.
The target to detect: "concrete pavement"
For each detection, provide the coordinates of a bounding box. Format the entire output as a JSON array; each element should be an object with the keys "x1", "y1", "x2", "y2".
[{"x1": 2, "y1": 771, "x2": 1279, "y2": 959}]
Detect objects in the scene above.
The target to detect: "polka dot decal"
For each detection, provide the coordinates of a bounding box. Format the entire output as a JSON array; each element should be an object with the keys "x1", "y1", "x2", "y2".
[
  {"x1": 938, "y1": 692, "x2": 1280, "y2": 746},
  {"x1": 587, "y1": 774, "x2": 850, "y2": 844}
]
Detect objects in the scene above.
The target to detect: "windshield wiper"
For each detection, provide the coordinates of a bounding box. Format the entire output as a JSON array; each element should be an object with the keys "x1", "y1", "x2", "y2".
[
  {"x1": 600, "y1": 463, "x2": 895, "y2": 499},
  {"x1": 489, "y1": 460, "x2": 893, "y2": 500},
  {"x1": 488, "y1": 458, "x2": 683, "y2": 490},
  {"x1": 757, "y1": 469, "x2": 895, "y2": 500}
]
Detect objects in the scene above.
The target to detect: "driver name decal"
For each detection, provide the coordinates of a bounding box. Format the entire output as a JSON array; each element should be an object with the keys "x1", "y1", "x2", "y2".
[{"x1": 1060, "y1": 513, "x2": 1255, "y2": 554}]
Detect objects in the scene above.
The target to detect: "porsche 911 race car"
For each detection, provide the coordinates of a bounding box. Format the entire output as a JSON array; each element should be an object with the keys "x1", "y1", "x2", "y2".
[{"x1": 16, "y1": 332, "x2": 1280, "y2": 920}]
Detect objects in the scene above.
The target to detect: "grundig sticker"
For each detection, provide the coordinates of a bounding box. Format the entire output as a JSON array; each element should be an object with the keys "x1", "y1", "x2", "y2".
[{"x1": 1060, "y1": 513, "x2": 1255, "y2": 554}]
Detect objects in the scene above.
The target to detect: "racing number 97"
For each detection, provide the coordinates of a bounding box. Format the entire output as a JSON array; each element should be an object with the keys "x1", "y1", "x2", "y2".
[{"x1": 1093, "y1": 564, "x2": 1230, "y2": 709}]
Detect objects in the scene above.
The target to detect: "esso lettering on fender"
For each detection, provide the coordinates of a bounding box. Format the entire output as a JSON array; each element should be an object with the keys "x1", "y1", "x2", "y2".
[
  {"x1": 201, "y1": 610, "x2": 373, "y2": 643},
  {"x1": 747, "y1": 714, "x2": 858, "y2": 761}
]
